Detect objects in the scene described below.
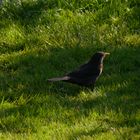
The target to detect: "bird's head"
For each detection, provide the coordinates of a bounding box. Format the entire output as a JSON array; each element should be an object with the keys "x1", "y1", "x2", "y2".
[{"x1": 89, "y1": 52, "x2": 110, "y2": 64}]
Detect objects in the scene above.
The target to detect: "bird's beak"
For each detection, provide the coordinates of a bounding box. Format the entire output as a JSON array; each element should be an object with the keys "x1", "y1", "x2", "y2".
[{"x1": 104, "y1": 52, "x2": 110, "y2": 56}]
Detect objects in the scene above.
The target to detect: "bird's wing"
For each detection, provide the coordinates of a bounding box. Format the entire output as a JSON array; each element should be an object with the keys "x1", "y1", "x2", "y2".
[
  {"x1": 67, "y1": 74, "x2": 99, "y2": 86},
  {"x1": 67, "y1": 63, "x2": 97, "y2": 78},
  {"x1": 67, "y1": 63, "x2": 87, "y2": 76}
]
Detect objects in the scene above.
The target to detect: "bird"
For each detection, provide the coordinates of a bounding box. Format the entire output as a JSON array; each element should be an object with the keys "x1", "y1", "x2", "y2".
[{"x1": 47, "y1": 52, "x2": 110, "y2": 87}]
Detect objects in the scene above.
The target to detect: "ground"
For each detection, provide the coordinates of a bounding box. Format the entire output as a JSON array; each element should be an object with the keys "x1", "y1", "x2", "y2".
[{"x1": 0, "y1": 0, "x2": 140, "y2": 139}]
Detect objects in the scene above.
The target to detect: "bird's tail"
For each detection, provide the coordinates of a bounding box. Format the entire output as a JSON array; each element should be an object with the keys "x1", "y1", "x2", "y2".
[{"x1": 47, "y1": 76, "x2": 70, "y2": 82}]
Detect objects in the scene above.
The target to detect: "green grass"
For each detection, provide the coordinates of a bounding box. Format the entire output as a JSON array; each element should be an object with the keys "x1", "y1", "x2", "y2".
[{"x1": 0, "y1": 0, "x2": 140, "y2": 139}]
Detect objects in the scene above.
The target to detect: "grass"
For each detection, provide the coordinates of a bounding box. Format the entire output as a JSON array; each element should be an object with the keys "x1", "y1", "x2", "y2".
[{"x1": 0, "y1": 0, "x2": 140, "y2": 139}]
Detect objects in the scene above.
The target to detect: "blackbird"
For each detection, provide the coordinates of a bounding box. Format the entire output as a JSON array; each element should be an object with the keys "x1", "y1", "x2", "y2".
[{"x1": 48, "y1": 52, "x2": 110, "y2": 86}]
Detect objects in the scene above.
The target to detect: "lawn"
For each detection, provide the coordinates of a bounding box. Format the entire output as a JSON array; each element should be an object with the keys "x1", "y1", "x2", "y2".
[{"x1": 0, "y1": 0, "x2": 140, "y2": 139}]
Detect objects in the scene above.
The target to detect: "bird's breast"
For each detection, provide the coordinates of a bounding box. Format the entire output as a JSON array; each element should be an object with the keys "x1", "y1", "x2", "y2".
[{"x1": 99, "y1": 64, "x2": 103, "y2": 75}]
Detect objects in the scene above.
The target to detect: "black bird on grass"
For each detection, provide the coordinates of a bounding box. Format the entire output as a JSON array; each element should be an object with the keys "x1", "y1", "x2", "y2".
[{"x1": 48, "y1": 52, "x2": 110, "y2": 87}]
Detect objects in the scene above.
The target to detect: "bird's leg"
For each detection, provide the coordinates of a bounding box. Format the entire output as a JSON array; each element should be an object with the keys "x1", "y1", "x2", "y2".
[{"x1": 87, "y1": 84, "x2": 95, "y2": 92}]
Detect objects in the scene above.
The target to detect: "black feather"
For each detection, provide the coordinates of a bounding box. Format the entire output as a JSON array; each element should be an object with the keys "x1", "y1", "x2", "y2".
[{"x1": 47, "y1": 52, "x2": 109, "y2": 86}]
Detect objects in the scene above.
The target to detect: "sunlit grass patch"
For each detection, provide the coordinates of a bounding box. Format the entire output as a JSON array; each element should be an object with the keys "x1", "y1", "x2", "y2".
[
  {"x1": 124, "y1": 34, "x2": 140, "y2": 47},
  {"x1": 0, "y1": 22, "x2": 25, "y2": 54}
]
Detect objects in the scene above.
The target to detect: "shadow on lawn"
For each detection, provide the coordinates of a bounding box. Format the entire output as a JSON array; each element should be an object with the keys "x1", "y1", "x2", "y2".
[
  {"x1": 1, "y1": 1, "x2": 49, "y2": 24},
  {"x1": 0, "y1": 45, "x2": 140, "y2": 134}
]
